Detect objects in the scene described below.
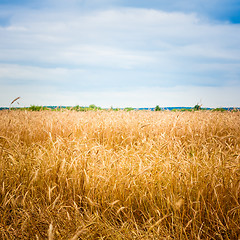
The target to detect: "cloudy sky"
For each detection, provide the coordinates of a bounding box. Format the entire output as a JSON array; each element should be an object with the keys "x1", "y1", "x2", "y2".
[{"x1": 0, "y1": 0, "x2": 240, "y2": 108}]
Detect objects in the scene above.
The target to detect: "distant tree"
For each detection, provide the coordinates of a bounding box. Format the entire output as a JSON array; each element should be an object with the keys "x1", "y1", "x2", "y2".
[
  {"x1": 212, "y1": 108, "x2": 226, "y2": 112},
  {"x1": 73, "y1": 105, "x2": 80, "y2": 111},
  {"x1": 193, "y1": 104, "x2": 201, "y2": 111},
  {"x1": 124, "y1": 107, "x2": 134, "y2": 111},
  {"x1": 28, "y1": 105, "x2": 48, "y2": 111},
  {"x1": 88, "y1": 104, "x2": 101, "y2": 110},
  {"x1": 89, "y1": 104, "x2": 97, "y2": 109},
  {"x1": 155, "y1": 105, "x2": 161, "y2": 111}
]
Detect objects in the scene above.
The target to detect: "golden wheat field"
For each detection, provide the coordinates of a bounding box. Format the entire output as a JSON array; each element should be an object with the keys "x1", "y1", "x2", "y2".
[{"x1": 0, "y1": 110, "x2": 240, "y2": 239}]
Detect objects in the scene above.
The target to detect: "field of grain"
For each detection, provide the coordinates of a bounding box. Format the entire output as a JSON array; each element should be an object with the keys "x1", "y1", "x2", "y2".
[{"x1": 0, "y1": 110, "x2": 240, "y2": 239}]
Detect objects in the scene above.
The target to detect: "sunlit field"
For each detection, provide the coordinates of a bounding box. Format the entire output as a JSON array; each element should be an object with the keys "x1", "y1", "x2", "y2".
[{"x1": 0, "y1": 110, "x2": 240, "y2": 239}]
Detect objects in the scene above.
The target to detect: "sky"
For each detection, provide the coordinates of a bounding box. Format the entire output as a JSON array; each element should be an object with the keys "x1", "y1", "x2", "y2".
[{"x1": 0, "y1": 0, "x2": 240, "y2": 108}]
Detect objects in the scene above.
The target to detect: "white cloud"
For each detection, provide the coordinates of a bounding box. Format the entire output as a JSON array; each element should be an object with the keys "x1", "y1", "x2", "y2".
[
  {"x1": 0, "y1": 7, "x2": 240, "y2": 107},
  {"x1": 0, "y1": 64, "x2": 85, "y2": 83},
  {"x1": 1, "y1": 85, "x2": 239, "y2": 108}
]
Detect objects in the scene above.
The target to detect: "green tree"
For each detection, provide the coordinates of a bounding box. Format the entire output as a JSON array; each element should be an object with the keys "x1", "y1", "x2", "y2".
[
  {"x1": 88, "y1": 104, "x2": 101, "y2": 110},
  {"x1": 155, "y1": 105, "x2": 161, "y2": 111},
  {"x1": 89, "y1": 104, "x2": 97, "y2": 109},
  {"x1": 29, "y1": 105, "x2": 47, "y2": 111},
  {"x1": 193, "y1": 104, "x2": 201, "y2": 111},
  {"x1": 124, "y1": 107, "x2": 134, "y2": 111}
]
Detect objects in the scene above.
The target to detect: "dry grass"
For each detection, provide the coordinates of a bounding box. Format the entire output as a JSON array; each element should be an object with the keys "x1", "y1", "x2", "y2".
[{"x1": 0, "y1": 110, "x2": 240, "y2": 239}]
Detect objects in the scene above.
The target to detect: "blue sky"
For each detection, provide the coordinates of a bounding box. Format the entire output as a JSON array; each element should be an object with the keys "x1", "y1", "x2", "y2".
[{"x1": 0, "y1": 0, "x2": 240, "y2": 107}]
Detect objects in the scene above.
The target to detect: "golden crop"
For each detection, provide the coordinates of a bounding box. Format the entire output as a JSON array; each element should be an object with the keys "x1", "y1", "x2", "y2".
[{"x1": 0, "y1": 110, "x2": 240, "y2": 239}]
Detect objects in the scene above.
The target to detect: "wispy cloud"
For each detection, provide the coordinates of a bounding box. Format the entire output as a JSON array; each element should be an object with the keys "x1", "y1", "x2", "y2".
[{"x1": 0, "y1": 3, "x2": 240, "y2": 107}]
